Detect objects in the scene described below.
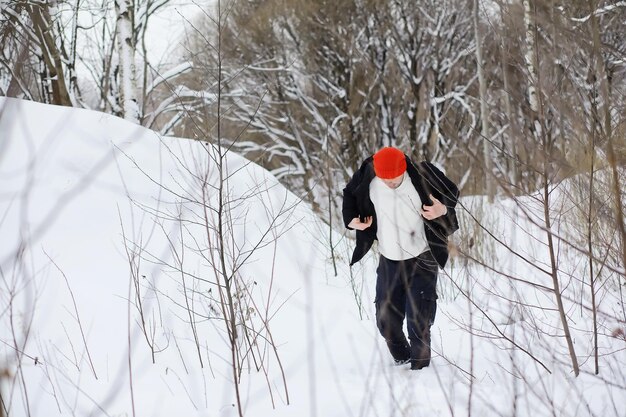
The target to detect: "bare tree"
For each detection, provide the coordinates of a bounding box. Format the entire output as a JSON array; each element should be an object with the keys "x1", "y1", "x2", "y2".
[
  {"x1": 114, "y1": 2, "x2": 299, "y2": 416},
  {"x1": 115, "y1": 0, "x2": 140, "y2": 122},
  {"x1": 0, "y1": 0, "x2": 182, "y2": 124},
  {"x1": 474, "y1": 0, "x2": 494, "y2": 201},
  {"x1": 1, "y1": 1, "x2": 73, "y2": 105}
]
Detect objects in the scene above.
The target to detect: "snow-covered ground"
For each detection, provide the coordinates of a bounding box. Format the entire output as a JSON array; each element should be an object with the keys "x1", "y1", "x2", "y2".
[{"x1": 1, "y1": 97, "x2": 624, "y2": 417}]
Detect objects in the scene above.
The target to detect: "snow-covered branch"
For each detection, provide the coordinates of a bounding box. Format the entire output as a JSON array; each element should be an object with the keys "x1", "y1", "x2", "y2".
[
  {"x1": 146, "y1": 61, "x2": 193, "y2": 95},
  {"x1": 569, "y1": 1, "x2": 626, "y2": 23}
]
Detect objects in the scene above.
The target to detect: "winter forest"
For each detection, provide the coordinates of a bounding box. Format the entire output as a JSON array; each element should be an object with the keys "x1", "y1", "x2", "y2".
[{"x1": 1, "y1": 0, "x2": 626, "y2": 416}]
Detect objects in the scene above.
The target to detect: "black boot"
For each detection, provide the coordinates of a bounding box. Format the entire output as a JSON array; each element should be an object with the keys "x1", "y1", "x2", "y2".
[{"x1": 386, "y1": 340, "x2": 411, "y2": 364}]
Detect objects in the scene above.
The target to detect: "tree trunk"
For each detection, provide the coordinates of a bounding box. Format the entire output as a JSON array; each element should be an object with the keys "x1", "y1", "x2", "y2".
[
  {"x1": 28, "y1": 3, "x2": 73, "y2": 106},
  {"x1": 115, "y1": 0, "x2": 140, "y2": 123},
  {"x1": 5, "y1": 41, "x2": 32, "y2": 99},
  {"x1": 523, "y1": 0, "x2": 539, "y2": 115},
  {"x1": 474, "y1": 0, "x2": 493, "y2": 201},
  {"x1": 500, "y1": 29, "x2": 520, "y2": 186}
]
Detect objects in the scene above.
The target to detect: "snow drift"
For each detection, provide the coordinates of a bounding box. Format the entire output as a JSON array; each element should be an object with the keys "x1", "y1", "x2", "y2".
[{"x1": 1, "y1": 97, "x2": 624, "y2": 417}]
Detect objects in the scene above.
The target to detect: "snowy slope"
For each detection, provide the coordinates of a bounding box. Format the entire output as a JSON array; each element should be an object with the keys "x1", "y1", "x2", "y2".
[{"x1": 1, "y1": 97, "x2": 624, "y2": 417}]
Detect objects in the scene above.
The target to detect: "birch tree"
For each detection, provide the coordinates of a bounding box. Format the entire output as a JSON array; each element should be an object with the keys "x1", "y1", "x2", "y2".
[{"x1": 115, "y1": 0, "x2": 140, "y2": 123}]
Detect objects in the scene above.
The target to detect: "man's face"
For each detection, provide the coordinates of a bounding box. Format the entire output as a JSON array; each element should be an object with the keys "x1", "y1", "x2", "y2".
[{"x1": 381, "y1": 173, "x2": 404, "y2": 189}]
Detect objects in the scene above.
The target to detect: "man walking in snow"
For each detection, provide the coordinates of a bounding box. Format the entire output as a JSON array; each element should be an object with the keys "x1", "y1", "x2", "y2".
[{"x1": 342, "y1": 147, "x2": 459, "y2": 370}]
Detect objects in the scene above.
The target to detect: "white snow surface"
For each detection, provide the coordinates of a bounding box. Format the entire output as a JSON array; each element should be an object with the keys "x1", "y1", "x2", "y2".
[{"x1": 1, "y1": 97, "x2": 625, "y2": 417}]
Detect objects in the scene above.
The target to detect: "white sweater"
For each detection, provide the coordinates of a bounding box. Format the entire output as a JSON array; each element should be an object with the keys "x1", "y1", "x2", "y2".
[{"x1": 369, "y1": 173, "x2": 429, "y2": 261}]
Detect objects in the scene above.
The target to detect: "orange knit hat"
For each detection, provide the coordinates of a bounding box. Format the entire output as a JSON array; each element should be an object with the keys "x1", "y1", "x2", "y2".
[{"x1": 373, "y1": 147, "x2": 407, "y2": 179}]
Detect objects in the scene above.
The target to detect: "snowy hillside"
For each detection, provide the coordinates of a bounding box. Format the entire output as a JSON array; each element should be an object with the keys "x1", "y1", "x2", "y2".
[{"x1": 1, "y1": 97, "x2": 624, "y2": 417}]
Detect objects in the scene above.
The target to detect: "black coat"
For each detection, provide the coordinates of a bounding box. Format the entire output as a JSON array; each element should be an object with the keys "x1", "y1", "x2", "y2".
[{"x1": 342, "y1": 156, "x2": 460, "y2": 268}]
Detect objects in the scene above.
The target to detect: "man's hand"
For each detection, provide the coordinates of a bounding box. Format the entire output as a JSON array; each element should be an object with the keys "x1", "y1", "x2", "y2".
[
  {"x1": 349, "y1": 216, "x2": 373, "y2": 231},
  {"x1": 420, "y1": 194, "x2": 447, "y2": 220}
]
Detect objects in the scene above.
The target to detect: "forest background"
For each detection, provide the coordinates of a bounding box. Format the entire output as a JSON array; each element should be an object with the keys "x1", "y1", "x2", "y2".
[{"x1": 3, "y1": 0, "x2": 625, "y2": 216}]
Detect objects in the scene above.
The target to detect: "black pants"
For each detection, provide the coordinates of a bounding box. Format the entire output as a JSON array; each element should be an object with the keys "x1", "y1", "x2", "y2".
[{"x1": 375, "y1": 251, "x2": 438, "y2": 368}]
